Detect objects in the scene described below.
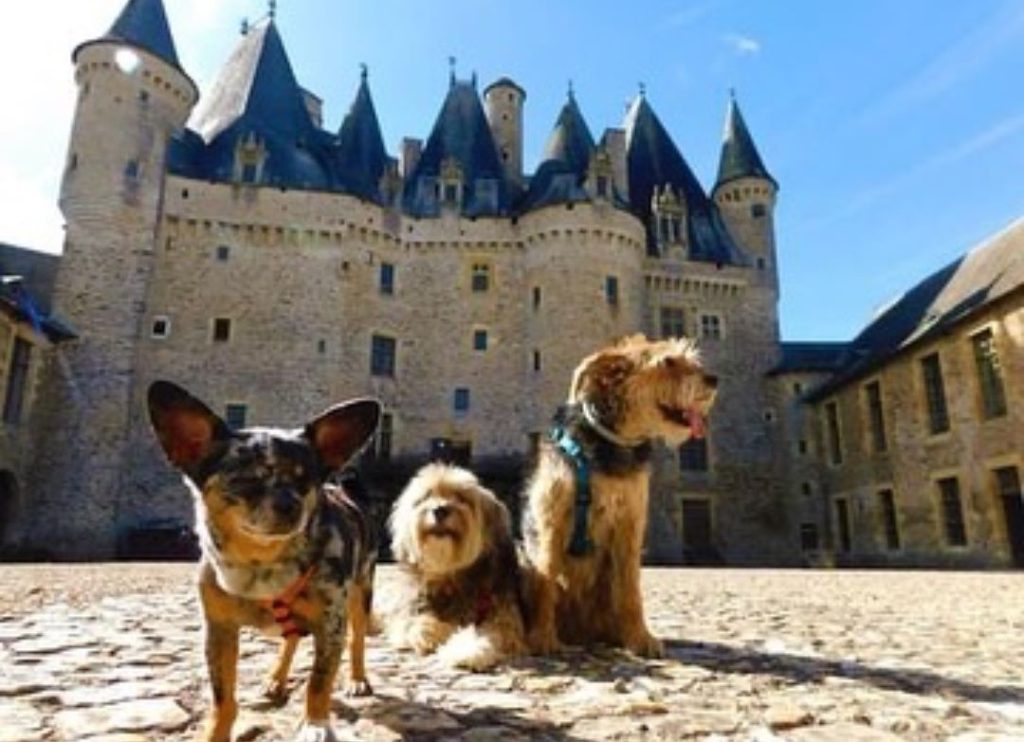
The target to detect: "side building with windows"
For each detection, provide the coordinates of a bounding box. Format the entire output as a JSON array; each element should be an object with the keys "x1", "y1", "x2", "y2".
[{"x1": 796, "y1": 219, "x2": 1024, "y2": 567}]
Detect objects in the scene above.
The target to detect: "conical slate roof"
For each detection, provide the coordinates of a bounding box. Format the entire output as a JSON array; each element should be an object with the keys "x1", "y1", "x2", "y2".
[
  {"x1": 93, "y1": 0, "x2": 181, "y2": 67},
  {"x1": 521, "y1": 92, "x2": 596, "y2": 212},
  {"x1": 179, "y1": 19, "x2": 330, "y2": 189},
  {"x1": 403, "y1": 80, "x2": 509, "y2": 217},
  {"x1": 716, "y1": 95, "x2": 775, "y2": 188},
  {"x1": 335, "y1": 69, "x2": 389, "y2": 202},
  {"x1": 624, "y1": 94, "x2": 742, "y2": 263}
]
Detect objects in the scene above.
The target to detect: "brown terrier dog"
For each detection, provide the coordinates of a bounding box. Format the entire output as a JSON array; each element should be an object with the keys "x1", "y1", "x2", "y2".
[
  {"x1": 147, "y1": 381, "x2": 381, "y2": 742},
  {"x1": 522, "y1": 335, "x2": 717, "y2": 657},
  {"x1": 379, "y1": 464, "x2": 529, "y2": 670}
]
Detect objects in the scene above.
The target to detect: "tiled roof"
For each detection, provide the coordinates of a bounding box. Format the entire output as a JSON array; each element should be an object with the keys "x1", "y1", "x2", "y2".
[
  {"x1": 716, "y1": 95, "x2": 775, "y2": 189},
  {"x1": 769, "y1": 342, "x2": 850, "y2": 375},
  {"x1": 806, "y1": 218, "x2": 1024, "y2": 401},
  {"x1": 335, "y1": 70, "x2": 390, "y2": 203},
  {"x1": 92, "y1": 0, "x2": 180, "y2": 67}
]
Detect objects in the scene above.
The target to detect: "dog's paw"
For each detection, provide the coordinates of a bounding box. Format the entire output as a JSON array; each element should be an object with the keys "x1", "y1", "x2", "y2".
[
  {"x1": 436, "y1": 626, "x2": 500, "y2": 671},
  {"x1": 260, "y1": 676, "x2": 291, "y2": 706},
  {"x1": 343, "y1": 677, "x2": 373, "y2": 697},
  {"x1": 296, "y1": 720, "x2": 336, "y2": 742},
  {"x1": 624, "y1": 631, "x2": 664, "y2": 659}
]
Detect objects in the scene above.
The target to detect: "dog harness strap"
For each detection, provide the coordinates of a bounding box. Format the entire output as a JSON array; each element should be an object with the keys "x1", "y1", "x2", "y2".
[
  {"x1": 549, "y1": 426, "x2": 593, "y2": 557},
  {"x1": 260, "y1": 565, "x2": 316, "y2": 638}
]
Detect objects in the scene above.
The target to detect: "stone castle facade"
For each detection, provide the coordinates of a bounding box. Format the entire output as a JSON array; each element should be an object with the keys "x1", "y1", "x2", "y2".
[{"x1": 1, "y1": 0, "x2": 1020, "y2": 566}]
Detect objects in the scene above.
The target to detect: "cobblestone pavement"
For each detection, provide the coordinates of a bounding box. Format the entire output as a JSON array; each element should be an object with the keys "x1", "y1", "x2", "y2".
[{"x1": 1, "y1": 565, "x2": 1023, "y2": 741}]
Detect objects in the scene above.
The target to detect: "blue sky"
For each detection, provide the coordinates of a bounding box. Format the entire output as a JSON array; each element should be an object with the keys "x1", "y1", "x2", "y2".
[{"x1": 2, "y1": 1, "x2": 1023, "y2": 342}]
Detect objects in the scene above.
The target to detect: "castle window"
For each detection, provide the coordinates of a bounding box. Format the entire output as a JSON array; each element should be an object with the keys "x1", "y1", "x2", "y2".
[
  {"x1": 752, "y1": 203, "x2": 766, "y2": 218},
  {"x1": 473, "y1": 329, "x2": 488, "y2": 351},
  {"x1": 317, "y1": 339, "x2": 326, "y2": 354},
  {"x1": 471, "y1": 263, "x2": 490, "y2": 292},
  {"x1": 757, "y1": 257, "x2": 766, "y2": 270},
  {"x1": 212, "y1": 318, "x2": 231, "y2": 343},
  {"x1": 380, "y1": 263, "x2": 395, "y2": 295},
  {"x1": 139, "y1": 90, "x2": 149, "y2": 103},
  {"x1": 660, "y1": 307, "x2": 685, "y2": 338},
  {"x1": 971, "y1": 329, "x2": 1007, "y2": 419},
  {"x1": 920, "y1": 353, "x2": 950, "y2": 434},
  {"x1": 443, "y1": 183, "x2": 459, "y2": 205},
  {"x1": 68, "y1": 153, "x2": 78, "y2": 172},
  {"x1": 824, "y1": 401, "x2": 842, "y2": 465},
  {"x1": 800, "y1": 523, "x2": 819, "y2": 551},
  {"x1": 798, "y1": 439, "x2": 808, "y2": 455},
  {"x1": 835, "y1": 499, "x2": 852, "y2": 552},
  {"x1": 224, "y1": 404, "x2": 247, "y2": 429},
  {"x1": 937, "y1": 477, "x2": 967, "y2": 547},
  {"x1": 679, "y1": 437, "x2": 709, "y2": 472},
  {"x1": 124, "y1": 160, "x2": 139, "y2": 179},
  {"x1": 371, "y1": 335, "x2": 396, "y2": 377},
  {"x1": 533, "y1": 350, "x2": 541, "y2": 372},
  {"x1": 216, "y1": 245, "x2": 230, "y2": 261},
  {"x1": 241, "y1": 163, "x2": 258, "y2": 184},
  {"x1": 453, "y1": 387, "x2": 470, "y2": 414},
  {"x1": 596, "y1": 175, "x2": 609, "y2": 198},
  {"x1": 801, "y1": 482, "x2": 812, "y2": 496},
  {"x1": 2, "y1": 338, "x2": 31, "y2": 425},
  {"x1": 532, "y1": 286, "x2": 541, "y2": 310},
  {"x1": 700, "y1": 314, "x2": 722, "y2": 340},
  {"x1": 878, "y1": 489, "x2": 900, "y2": 550},
  {"x1": 864, "y1": 381, "x2": 887, "y2": 453},
  {"x1": 151, "y1": 316, "x2": 170, "y2": 339},
  {"x1": 605, "y1": 276, "x2": 619, "y2": 306}
]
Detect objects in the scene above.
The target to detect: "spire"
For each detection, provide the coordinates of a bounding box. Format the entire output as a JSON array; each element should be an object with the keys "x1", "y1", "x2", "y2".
[
  {"x1": 91, "y1": 0, "x2": 181, "y2": 67},
  {"x1": 716, "y1": 93, "x2": 775, "y2": 188},
  {"x1": 624, "y1": 93, "x2": 740, "y2": 263},
  {"x1": 403, "y1": 80, "x2": 508, "y2": 216},
  {"x1": 336, "y1": 68, "x2": 390, "y2": 202},
  {"x1": 542, "y1": 91, "x2": 595, "y2": 176}
]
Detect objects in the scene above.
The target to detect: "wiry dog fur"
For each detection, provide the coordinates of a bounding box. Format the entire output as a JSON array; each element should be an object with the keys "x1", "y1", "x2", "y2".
[
  {"x1": 380, "y1": 464, "x2": 528, "y2": 670},
  {"x1": 523, "y1": 334, "x2": 717, "y2": 657},
  {"x1": 147, "y1": 381, "x2": 381, "y2": 742}
]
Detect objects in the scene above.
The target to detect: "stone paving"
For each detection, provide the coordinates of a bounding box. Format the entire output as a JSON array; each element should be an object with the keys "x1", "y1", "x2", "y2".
[{"x1": 1, "y1": 565, "x2": 1023, "y2": 741}]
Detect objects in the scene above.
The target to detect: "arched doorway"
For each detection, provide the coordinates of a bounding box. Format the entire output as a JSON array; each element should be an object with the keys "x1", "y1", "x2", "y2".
[{"x1": 0, "y1": 471, "x2": 18, "y2": 550}]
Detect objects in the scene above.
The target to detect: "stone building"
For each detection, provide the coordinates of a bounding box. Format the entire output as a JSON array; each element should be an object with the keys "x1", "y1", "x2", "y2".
[
  {"x1": 5, "y1": 0, "x2": 1020, "y2": 567},
  {"x1": 792, "y1": 221, "x2": 1024, "y2": 568}
]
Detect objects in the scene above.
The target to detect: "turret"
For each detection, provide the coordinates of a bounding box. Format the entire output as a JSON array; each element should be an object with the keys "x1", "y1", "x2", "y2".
[
  {"x1": 483, "y1": 77, "x2": 525, "y2": 187},
  {"x1": 30, "y1": 0, "x2": 196, "y2": 557},
  {"x1": 712, "y1": 92, "x2": 778, "y2": 285}
]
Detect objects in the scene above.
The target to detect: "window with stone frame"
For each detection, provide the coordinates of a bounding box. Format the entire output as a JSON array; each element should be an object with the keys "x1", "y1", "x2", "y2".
[
  {"x1": 660, "y1": 307, "x2": 686, "y2": 339},
  {"x1": 212, "y1": 318, "x2": 231, "y2": 343},
  {"x1": 370, "y1": 334, "x2": 396, "y2": 377},
  {"x1": 700, "y1": 314, "x2": 723, "y2": 340},
  {"x1": 824, "y1": 401, "x2": 843, "y2": 466},
  {"x1": 605, "y1": 276, "x2": 619, "y2": 306},
  {"x1": 971, "y1": 329, "x2": 1007, "y2": 419},
  {"x1": 471, "y1": 263, "x2": 490, "y2": 293},
  {"x1": 920, "y1": 353, "x2": 950, "y2": 434},
  {"x1": 864, "y1": 380, "x2": 887, "y2": 453},
  {"x1": 937, "y1": 477, "x2": 967, "y2": 547},
  {"x1": 878, "y1": 489, "x2": 900, "y2": 550},
  {"x1": 2, "y1": 337, "x2": 31, "y2": 425},
  {"x1": 453, "y1": 387, "x2": 470, "y2": 414},
  {"x1": 224, "y1": 404, "x2": 247, "y2": 430},
  {"x1": 379, "y1": 262, "x2": 395, "y2": 296},
  {"x1": 473, "y1": 329, "x2": 488, "y2": 351}
]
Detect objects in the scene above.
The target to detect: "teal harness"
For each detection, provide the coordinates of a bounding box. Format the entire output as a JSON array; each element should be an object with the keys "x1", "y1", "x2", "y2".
[{"x1": 549, "y1": 425, "x2": 593, "y2": 556}]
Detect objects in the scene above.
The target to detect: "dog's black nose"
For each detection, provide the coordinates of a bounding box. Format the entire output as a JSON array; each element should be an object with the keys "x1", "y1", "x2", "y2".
[
  {"x1": 704, "y1": 374, "x2": 719, "y2": 389},
  {"x1": 432, "y1": 505, "x2": 452, "y2": 522},
  {"x1": 273, "y1": 491, "x2": 301, "y2": 519}
]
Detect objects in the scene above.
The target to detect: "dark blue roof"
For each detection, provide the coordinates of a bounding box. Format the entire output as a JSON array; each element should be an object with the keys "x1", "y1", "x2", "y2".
[
  {"x1": 769, "y1": 342, "x2": 849, "y2": 375},
  {"x1": 624, "y1": 95, "x2": 743, "y2": 264},
  {"x1": 335, "y1": 71, "x2": 390, "y2": 203},
  {"x1": 806, "y1": 218, "x2": 1024, "y2": 401},
  {"x1": 173, "y1": 20, "x2": 331, "y2": 190},
  {"x1": 716, "y1": 95, "x2": 775, "y2": 189},
  {"x1": 520, "y1": 93, "x2": 595, "y2": 211},
  {"x1": 94, "y1": 0, "x2": 181, "y2": 67},
  {"x1": 402, "y1": 80, "x2": 510, "y2": 217}
]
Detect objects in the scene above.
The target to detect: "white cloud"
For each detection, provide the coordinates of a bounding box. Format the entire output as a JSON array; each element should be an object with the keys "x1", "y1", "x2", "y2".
[
  {"x1": 722, "y1": 33, "x2": 761, "y2": 56},
  {"x1": 665, "y1": 3, "x2": 715, "y2": 29}
]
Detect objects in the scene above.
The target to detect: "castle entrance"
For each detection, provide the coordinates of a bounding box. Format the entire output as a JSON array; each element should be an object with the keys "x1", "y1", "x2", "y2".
[
  {"x1": 995, "y1": 467, "x2": 1024, "y2": 567},
  {"x1": 681, "y1": 498, "x2": 713, "y2": 564}
]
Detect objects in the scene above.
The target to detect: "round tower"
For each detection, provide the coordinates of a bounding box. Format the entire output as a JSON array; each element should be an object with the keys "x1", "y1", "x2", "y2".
[
  {"x1": 483, "y1": 77, "x2": 525, "y2": 186},
  {"x1": 712, "y1": 94, "x2": 778, "y2": 290},
  {"x1": 27, "y1": 0, "x2": 197, "y2": 557}
]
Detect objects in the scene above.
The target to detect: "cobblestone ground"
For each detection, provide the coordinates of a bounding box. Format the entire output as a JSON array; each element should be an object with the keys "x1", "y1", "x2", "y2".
[{"x1": 1, "y1": 565, "x2": 1023, "y2": 741}]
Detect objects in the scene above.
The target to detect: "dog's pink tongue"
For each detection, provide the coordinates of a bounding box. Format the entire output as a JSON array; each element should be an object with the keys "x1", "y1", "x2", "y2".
[{"x1": 689, "y1": 408, "x2": 706, "y2": 439}]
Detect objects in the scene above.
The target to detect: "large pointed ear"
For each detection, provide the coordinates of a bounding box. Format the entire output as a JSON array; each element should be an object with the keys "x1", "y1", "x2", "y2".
[
  {"x1": 305, "y1": 398, "x2": 382, "y2": 472},
  {"x1": 147, "y1": 381, "x2": 229, "y2": 470}
]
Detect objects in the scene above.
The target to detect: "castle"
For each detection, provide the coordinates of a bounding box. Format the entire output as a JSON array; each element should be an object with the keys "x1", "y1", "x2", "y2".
[{"x1": 2, "y1": 0, "x2": 1021, "y2": 566}]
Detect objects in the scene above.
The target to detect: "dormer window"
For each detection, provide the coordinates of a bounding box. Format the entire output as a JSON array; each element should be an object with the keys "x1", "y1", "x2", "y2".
[
  {"x1": 587, "y1": 149, "x2": 614, "y2": 201},
  {"x1": 651, "y1": 184, "x2": 685, "y2": 255},
  {"x1": 439, "y1": 157, "x2": 464, "y2": 210},
  {"x1": 234, "y1": 132, "x2": 267, "y2": 186}
]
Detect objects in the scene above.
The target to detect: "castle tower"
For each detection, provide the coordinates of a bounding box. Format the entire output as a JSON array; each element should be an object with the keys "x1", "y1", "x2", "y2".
[
  {"x1": 712, "y1": 92, "x2": 778, "y2": 289},
  {"x1": 26, "y1": 0, "x2": 196, "y2": 557},
  {"x1": 483, "y1": 77, "x2": 525, "y2": 187}
]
